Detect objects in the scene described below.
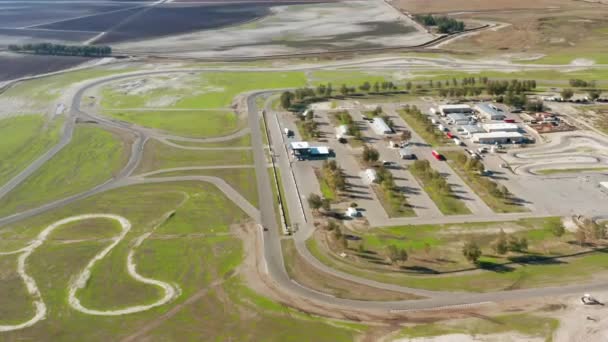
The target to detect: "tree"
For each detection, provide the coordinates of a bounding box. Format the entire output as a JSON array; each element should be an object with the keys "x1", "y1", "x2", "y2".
[
  {"x1": 588, "y1": 89, "x2": 601, "y2": 101},
  {"x1": 491, "y1": 229, "x2": 508, "y2": 255},
  {"x1": 340, "y1": 84, "x2": 348, "y2": 96},
  {"x1": 405, "y1": 81, "x2": 412, "y2": 91},
  {"x1": 547, "y1": 220, "x2": 565, "y2": 238},
  {"x1": 462, "y1": 241, "x2": 481, "y2": 264},
  {"x1": 362, "y1": 145, "x2": 380, "y2": 164},
  {"x1": 280, "y1": 91, "x2": 295, "y2": 109},
  {"x1": 508, "y1": 236, "x2": 528, "y2": 253},
  {"x1": 386, "y1": 245, "x2": 407, "y2": 264},
  {"x1": 359, "y1": 81, "x2": 371, "y2": 92},
  {"x1": 321, "y1": 198, "x2": 331, "y2": 212},
  {"x1": 560, "y1": 88, "x2": 574, "y2": 100},
  {"x1": 373, "y1": 82, "x2": 380, "y2": 93},
  {"x1": 386, "y1": 245, "x2": 400, "y2": 264},
  {"x1": 400, "y1": 130, "x2": 412, "y2": 143},
  {"x1": 358, "y1": 242, "x2": 365, "y2": 253},
  {"x1": 307, "y1": 194, "x2": 322, "y2": 212},
  {"x1": 575, "y1": 226, "x2": 587, "y2": 246}
]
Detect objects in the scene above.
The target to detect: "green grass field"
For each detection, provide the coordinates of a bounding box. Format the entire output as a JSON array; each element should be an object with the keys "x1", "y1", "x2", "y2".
[
  {"x1": 0, "y1": 182, "x2": 363, "y2": 340},
  {"x1": 307, "y1": 216, "x2": 608, "y2": 292},
  {"x1": 101, "y1": 71, "x2": 307, "y2": 110},
  {"x1": 146, "y1": 167, "x2": 259, "y2": 209},
  {"x1": 0, "y1": 115, "x2": 63, "y2": 188},
  {"x1": 102, "y1": 109, "x2": 243, "y2": 138},
  {"x1": 135, "y1": 139, "x2": 254, "y2": 174},
  {"x1": 0, "y1": 125, "x2": 126, "y2": 217}
]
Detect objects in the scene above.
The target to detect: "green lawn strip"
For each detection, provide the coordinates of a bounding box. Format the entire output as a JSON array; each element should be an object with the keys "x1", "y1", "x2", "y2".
[
  {"x1": 0, "y1": 254, "x2": 35, "y2": 324},
  {"x1": 268, "y1": 168, "x2": 284, "y2": 231},
  {"x1": 372, "y1": 185, "x2": 416, "y2": 218},
  {"x1": 274, "y1": 168, "x2": 291, "y2": 227},
  {"x1": 101, "y1": 71, "x2": 307, "y2": 110},
  {"x1": 143, "y1": 168, "x2": 259, "y2": 209},
  {"x1": 536, "y1": 167, "x2": 608, "y2": 175},
  {"x1": 0, "y1": 125, "x2": 125, "y2": 217},
  {"x1": 319, "y1": 177, "x2": 337, "y2": 201},
  {"x1": 443, "y1": 151, "x2": 528, "y2": 213},
  {"x1": 398, "y1": 313, "x2": 558, "y2": 340},
  {"x1": 135, "y1": 139, "x2": 254, "y2": 174},
  {"x1": 166, "y1": 134, "x2": 251, "y2": 148},
  {"x1": 0, "y1": 115, "x2": 63, "y2": 187},
  {"x1": 409, "y1": 165, "x2": 471, "y2": 215},
  {"x1": 102, "y1": 109, "x2": 242, "y2": 138},
  {"x1": 398, "y1": 109, "x2": 449, "y2": 147}
]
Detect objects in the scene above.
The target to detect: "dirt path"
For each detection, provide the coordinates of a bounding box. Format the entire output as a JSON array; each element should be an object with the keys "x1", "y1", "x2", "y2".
[{"x1": 0, "y1": 213, "x2": 181, "y2": 332}]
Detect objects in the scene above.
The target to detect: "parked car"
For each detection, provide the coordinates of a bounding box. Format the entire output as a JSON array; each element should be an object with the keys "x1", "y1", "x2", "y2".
[{"x1": 431, "y1": 150, "x2": 444, "y2": 161}]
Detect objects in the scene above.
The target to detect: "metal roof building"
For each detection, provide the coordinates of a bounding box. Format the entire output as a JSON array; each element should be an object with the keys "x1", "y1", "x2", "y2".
[
  {"x1": 475, "y1": 103, "x2": 506, "y2": 121},
  {"x1": 371, "y1": 117, "x2": 393, "y2": 135},
  {"x1": 461, "y1": 124, "x2": 485, "y2": 137},
  {"x1": 438, "y1": 104, "x2": 473, "y2": 116},
  {"x1": 472, "y1": 132, "x2": 525, "y2": 144},
  {"x1": 482, "y1": 123, "x2": 520, "y2": 133}
]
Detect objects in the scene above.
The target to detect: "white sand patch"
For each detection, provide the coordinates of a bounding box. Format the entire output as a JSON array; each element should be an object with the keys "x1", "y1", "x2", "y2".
[
  {"x1": 570, "y1": 58, "x2": 595, "y2": 67},
  {"x1": 0, "y1": 214, "x2": 179, "y2": 332}
]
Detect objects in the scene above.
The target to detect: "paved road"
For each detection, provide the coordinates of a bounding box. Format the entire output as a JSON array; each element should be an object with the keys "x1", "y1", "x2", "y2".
[{"x1": 1, "y1": 67, "x2": 608, "y2": 320}]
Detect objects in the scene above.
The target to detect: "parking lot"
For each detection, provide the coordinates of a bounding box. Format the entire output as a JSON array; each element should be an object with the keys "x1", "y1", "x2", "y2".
[{"x1": 269, "y1": 97, "x2": 608, "y2": 229}]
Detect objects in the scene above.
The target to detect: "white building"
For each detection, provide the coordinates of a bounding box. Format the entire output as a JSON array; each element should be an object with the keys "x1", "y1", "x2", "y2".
[
  {"x1": 482, "y1": 123, "x2": 520, "y2": 133},
  {"x1": 438, "y1": 104, "x2": 473, "y2": 116},
  {"x1": 371, "y1": 117, "x2": 393, "y2": 135},
  {"x1": 475, "y1": 103, "x2": 505, "y2": 121},
  {"x1": 461, "y1": 125, "x2": 485, "y2": 138},
  {"x1": 472, "y1": 132, "x2": 525, "y2": 144}
]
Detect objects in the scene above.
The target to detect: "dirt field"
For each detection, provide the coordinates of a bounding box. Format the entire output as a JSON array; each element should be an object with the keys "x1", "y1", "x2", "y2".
[
  {"x1": 391, "y1": 0, "x2": 585, "y2": 14},
  {"x1": 0, "y1": 53, "x2": 93, "y2": 82}
]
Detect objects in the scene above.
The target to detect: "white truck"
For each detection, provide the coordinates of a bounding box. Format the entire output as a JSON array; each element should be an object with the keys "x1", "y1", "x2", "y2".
[{"x1": 453, "y1": 138, "x2": 463, "y2": 146}]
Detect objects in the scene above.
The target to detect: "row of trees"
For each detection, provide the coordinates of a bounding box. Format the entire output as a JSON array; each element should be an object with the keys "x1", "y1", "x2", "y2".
[
  {"x1": 401, "y1": 104, "x2": 445, "y2": 141},
  {"x1": 415, "y1": 14, "x2": 465, "y2": 33},
  {"x1": 569, "y1": 79, "x2": 596, "y2": 88},
  {"x1": 8, "y1": 43, "x2": 112, "y2": 57},
  {"x1": 410, "y1": 160, "x2": 453, "y2": 196},
  {"x1": 560, "y1": 88, "x2": 603, "y2": 101},
  {"x1": 454, "y1": 154, "x2": 511, "y2": 200},
  {"x1": 321, "y1": 160, "x2": 346, "y2": 196},
  {"x1": 491, "y1": 229, "x2": 528, "y2": 255}
]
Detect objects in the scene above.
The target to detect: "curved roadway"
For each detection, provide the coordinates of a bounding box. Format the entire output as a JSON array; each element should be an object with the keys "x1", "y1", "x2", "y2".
[{"x1": 1, "y1": 68, "x2": 608, "y2": 322}]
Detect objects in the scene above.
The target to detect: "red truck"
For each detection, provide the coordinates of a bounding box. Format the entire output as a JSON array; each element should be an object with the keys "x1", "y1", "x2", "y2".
[
  {"x1": 431, "y1": 150, "x2": 444, "y2": 161},
  {"x1": 446, "y1": 132, "x2": 454, "y2": 139},
  {"x1": 504, "y1": 119, "x2": 516, "y2": 123}
]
